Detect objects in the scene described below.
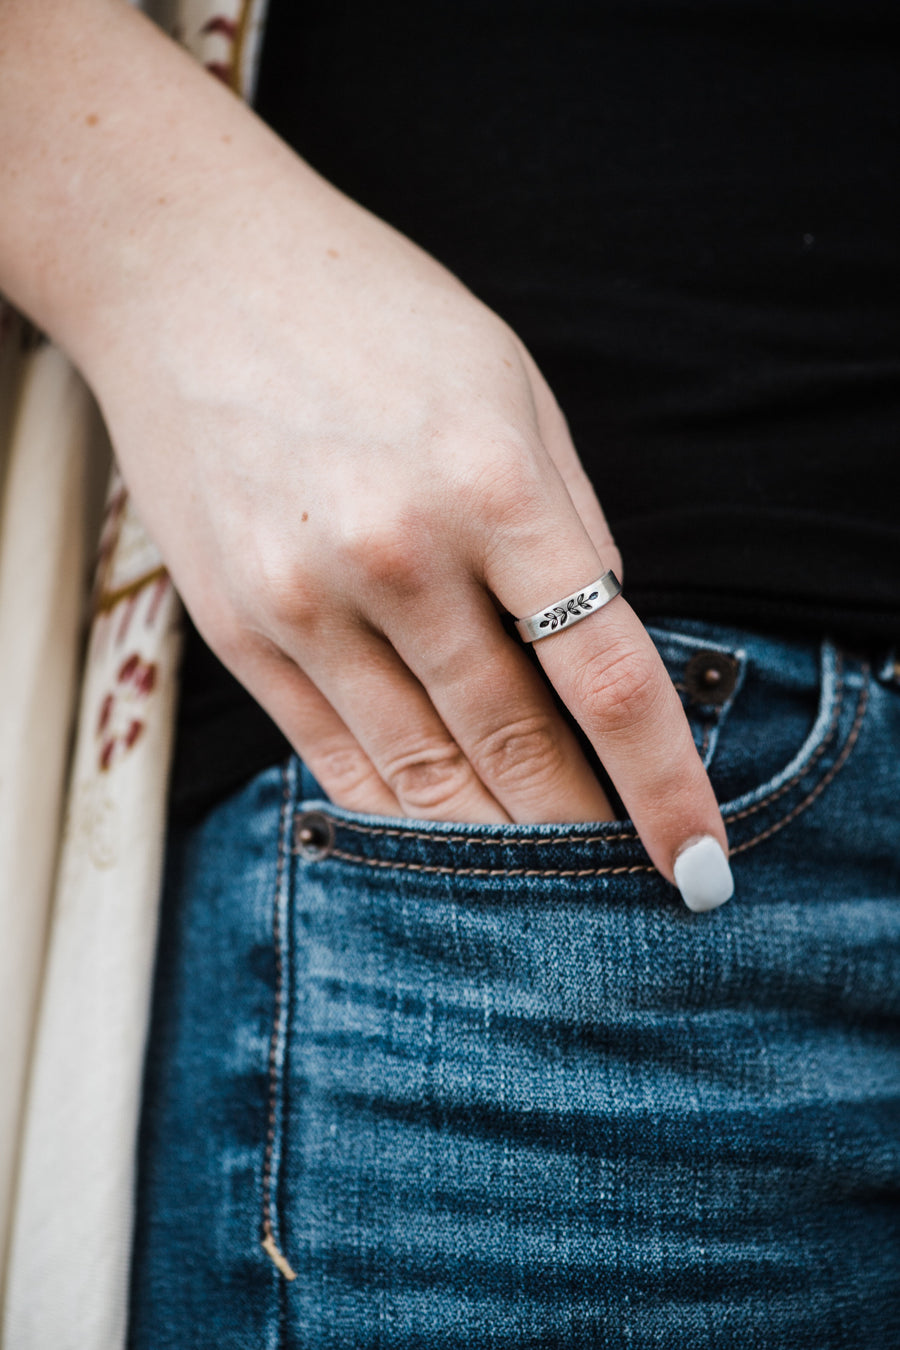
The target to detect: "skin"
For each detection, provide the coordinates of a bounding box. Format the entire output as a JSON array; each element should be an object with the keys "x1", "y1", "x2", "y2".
[{"x1": 0, "y1": 0, "x2": 730, "y2": 888}]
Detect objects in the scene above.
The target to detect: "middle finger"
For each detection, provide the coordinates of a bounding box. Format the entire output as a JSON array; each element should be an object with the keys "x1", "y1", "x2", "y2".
[{"x1": 385, "y1": 581, "x2": 615, "y2": 823}]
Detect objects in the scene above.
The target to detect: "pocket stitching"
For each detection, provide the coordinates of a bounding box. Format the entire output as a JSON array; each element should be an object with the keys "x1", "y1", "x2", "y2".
[
  {"x1": 260, "y1": 762, "x2": 298, "y2": 1283},
  {"x1": 730, "y1": 664, "x2": 870, "y2": 857},
  {"x1": 315, "y1": 819, "x2": 638, "y2": 849},
  {"x1": 328, "y1": 848, "x2": 656, "y2": 879},
  {"x1": 722, "y1": 650, "x2": 846, "y2": 825}
]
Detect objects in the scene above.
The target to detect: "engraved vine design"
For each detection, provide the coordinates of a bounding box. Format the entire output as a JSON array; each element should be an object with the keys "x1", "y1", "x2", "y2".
[{"x1": 539, "y1": 590, "x2": 600, "y2": 631}]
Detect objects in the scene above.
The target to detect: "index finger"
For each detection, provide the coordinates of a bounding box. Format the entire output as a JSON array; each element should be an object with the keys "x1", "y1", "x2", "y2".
[{"x1": 497, "y1": 564, "x2": 734, "y2": 912}]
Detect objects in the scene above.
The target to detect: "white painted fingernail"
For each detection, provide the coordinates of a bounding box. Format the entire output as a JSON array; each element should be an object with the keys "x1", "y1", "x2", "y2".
[{"x1": 674, "y1": 836, "x2": 734, "y2": 913}]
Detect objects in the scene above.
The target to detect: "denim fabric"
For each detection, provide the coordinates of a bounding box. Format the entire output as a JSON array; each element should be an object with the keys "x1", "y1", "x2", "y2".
[{"x1": 128, "y1": 621, "x2": 900, "y2": 1349}]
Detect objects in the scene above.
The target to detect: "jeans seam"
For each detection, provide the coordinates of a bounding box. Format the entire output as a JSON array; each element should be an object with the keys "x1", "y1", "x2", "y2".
[
  {"x1": 731, "y1": 665, "x2": 870, "y2": 857},
  {"x1": 327, "y1": 850, "x2": 656, "y2": 878},
  {"x1": 724, "y1": 651, "x2": 845, "y2": 826},
  {"x1": 261, "y1": 762, "x2": 298, "y2": 1285}
]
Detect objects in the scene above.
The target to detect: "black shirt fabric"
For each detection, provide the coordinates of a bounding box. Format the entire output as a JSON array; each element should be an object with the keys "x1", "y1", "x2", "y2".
[{"x1": 170, "y1": 0, "x2": 900, "y2": 821}]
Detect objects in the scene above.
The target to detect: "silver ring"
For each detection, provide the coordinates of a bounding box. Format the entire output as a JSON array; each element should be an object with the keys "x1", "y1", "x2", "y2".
[{"x1": 514, "y1": 570, "x2": 622, "y2": 643}]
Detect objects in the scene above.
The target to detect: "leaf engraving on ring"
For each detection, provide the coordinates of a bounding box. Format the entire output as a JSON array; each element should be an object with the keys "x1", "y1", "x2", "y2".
[{"x1": 537, "y1": 590, "x2": 600, "y2": 631}]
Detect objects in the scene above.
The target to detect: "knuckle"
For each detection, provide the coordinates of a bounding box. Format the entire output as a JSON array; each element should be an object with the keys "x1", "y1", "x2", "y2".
[
  {"x1": 463, "y1": 436, "x2": 545, "y2": 528},
  {"x1": 575, "y1": 640, "x2": 663, "y2": 735},
  {"x1": 245, "y1": 537, "x2": 317, "y2": 630},
  {"x1": 473, "y1": 713, "x2": 562, "y2": 788},
  {"x1": 384, "y1": 741, "x2": 474, "y2": 814},
  {"x1": 337, "y1": 513, "x2": 428, "y2": 596},
  {"x1": 200, "y1": 594, "x2": 288, "y2": 675},
  {"x1": 314, "y1": 741, "x2": 378, "y2": 803},
  {"x1": 313, "y1": 745, "x2": 372, "y2": 793}
]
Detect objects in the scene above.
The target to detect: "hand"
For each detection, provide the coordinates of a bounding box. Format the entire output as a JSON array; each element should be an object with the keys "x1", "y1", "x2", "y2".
[
  {"x1": 93, "y1": 184, "x2": 730, "y2": 912},
  {"x1": 0, "y1": 0, "x2": 732, "y2": 909}
]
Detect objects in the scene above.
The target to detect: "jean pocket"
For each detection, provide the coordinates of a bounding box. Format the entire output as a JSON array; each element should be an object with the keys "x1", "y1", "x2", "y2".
[
  {"x1": 647, "y1": 620, "x2": 872, "y2": 858},
  {"x1": 289, "y1": 622, "x2": 872, "y2": 889}
]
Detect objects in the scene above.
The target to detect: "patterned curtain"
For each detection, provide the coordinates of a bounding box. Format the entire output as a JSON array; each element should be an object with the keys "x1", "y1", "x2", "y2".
[{"x1": 0, "y1": 3, "x2": 269, "y2": 1345}]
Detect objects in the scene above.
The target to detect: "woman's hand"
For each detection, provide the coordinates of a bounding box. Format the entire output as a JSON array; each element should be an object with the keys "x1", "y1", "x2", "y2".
[
  {"x1": 96, "y1": 194, "x2": 730, "y2": 908},
  {"x1": 0, "y1": 0, "x2": 732, "y2": 908},
  {"x1": 101, "y1": 234, "x2": 628, "y2": 832}
]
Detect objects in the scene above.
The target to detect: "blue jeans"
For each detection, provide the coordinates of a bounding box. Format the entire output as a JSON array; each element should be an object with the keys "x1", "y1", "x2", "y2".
[{"x1": 128, "y1": 620, "x2": 900, "y2": 1348}]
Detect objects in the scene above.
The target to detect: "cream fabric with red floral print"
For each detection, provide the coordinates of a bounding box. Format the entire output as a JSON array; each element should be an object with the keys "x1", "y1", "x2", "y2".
[
  {"x1": 0, "y1": 4, "x2": 269, "y2": 1346},
  {"x1": 0, "y1": 320, "x2": 111, "y2": 1300}
]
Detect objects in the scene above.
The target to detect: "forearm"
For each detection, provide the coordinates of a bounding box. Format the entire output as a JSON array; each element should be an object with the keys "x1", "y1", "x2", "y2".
[{"x1": 0, "y1": 0, "x2": 378, "y2": 382}]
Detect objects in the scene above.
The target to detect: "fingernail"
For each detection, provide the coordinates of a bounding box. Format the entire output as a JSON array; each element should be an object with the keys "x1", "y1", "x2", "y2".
[{"x1": 674, "y1": 835, "x2": 734, "y2": 913}]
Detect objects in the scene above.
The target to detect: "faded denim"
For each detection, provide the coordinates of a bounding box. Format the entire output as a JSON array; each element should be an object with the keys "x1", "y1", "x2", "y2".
[{"x1": 128, "y1": 621, "x2": 900, "y2": 1348}]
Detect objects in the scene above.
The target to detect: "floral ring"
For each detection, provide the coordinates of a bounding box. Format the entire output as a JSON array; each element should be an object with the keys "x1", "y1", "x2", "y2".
[{"x1": 513, "y1": 570, "x2": 622, "y2": 643}]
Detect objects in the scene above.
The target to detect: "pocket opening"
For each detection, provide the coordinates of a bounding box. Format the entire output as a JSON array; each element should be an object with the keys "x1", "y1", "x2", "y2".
[{"x1": 291, "y1": 634, "x2": 870, "y2": 880}]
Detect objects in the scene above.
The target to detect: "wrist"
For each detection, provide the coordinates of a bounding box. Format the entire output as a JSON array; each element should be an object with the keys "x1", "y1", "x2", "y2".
[{"x1": 0, "y1": 0, "x2": 318, "y2": 378}]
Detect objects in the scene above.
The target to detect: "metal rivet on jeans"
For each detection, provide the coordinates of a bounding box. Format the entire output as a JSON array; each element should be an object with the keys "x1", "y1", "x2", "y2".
[
  {"x1": 294, "y1": 810, "x2": 335, "y2": 861},
  {"x1": 683, "y1": 651, "x2": 739, "y2": 707}
]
